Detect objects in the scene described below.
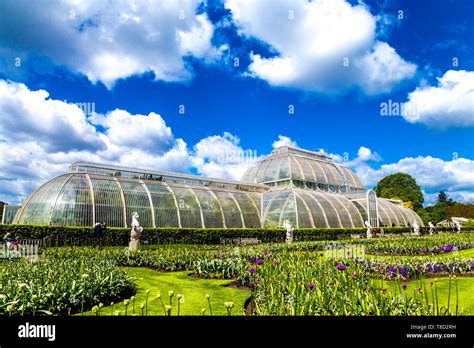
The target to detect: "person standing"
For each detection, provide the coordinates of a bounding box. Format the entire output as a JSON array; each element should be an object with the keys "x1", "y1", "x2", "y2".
[
  {"x1": 93, "y1": 222, "x2": 102, "y2": 249},
  {"x1": 100, "y1": 222, "x2": 106, "y2": 249}
]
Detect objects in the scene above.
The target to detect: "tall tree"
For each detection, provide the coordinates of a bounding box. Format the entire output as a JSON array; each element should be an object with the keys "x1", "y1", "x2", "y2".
[
  {"x1": 374, "y1": 173, "x2": 424, "y2": 210},
  {"x1": 437, "y1": 191, "x2": 454, "y2": 205},
  {"x1": 437, "y1": 191, "x2": 448, "y2": 203}
]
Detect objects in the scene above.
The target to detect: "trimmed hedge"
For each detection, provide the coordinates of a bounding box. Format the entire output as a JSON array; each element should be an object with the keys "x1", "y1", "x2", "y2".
[{"x1": 1, "y1": 224, "x2": 472, "y2": 246}]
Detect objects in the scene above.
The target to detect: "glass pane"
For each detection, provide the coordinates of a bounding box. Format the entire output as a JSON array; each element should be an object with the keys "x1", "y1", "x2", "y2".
[
  {"x1": 325, "y1": 194, "x2": 352, "y2": 227},
  {"x1": 18, "y1": 175, "x2": 69, "y2": 225},
  {"x1": 312, "y1": 192, "x2": 342, "y2": 228},
  {"x1": 193, "y1": 189, "x2": 224, "y2": 228},
  {"x1": 90, "y1": 175, "x2": 125, "y2": 227},
  {"x1": 146, "y1": 183, "x2": 179, "y2": 227},
  {"x1": 119, "y1": 179, "x2": 153, "y2": 228},
  {"x1": 214, "y1": 191, "x2": 243, "y2": 228},
  {"x1": 295, "y1": 193, "x2": 313, "y2": 228},
  {"x1": 233, "y1": 192, "x2": 261, "y2": 227},
  {"x1": 262, "y1": 190, "x2": 296, "y2": 228},
  {"x1": 278, "y1": 157, "x2": 290, "y2": 180},
  {"x1": 299, "y1": 191, "x2": 328, "y2": 228},
  {"x1": 168, "y1": 186, "x2": 202, "y2": 228},
  {"x1": 51, "y1": 174, "x2": 93, "y2": 226}
]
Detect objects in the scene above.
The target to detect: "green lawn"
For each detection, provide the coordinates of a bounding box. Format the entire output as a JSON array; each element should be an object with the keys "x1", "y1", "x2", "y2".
[
  {"x1": 82, "y1": 267, "x2": 251, "y2": 316},
  {"x1": 374, "y1": 277, "x2": 474, "y2": 315}
]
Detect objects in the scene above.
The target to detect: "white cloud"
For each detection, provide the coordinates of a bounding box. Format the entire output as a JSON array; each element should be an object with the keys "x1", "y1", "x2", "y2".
[
  {"x1": 316, "y1": 145, "x2": 474, "y2": 205},
  {"x1": 0, "y1": 80, "x2": 194, "y2": 203},
  {"x1": 0, "y1": 80, "x2": 261, "y2": 204},
  {"x1": 0, "y1": 0, "x2": 222, "y2": 88},
  {"x1": 0, "y1": 80, "x2": 104, "y2": 152},
  {"x1": 192, "y1": 132, "x2": 260, "y2": 180},
  {"x1": 315, "y1": 146, "x2": 381, "y2": 166},
  {"x1": 89, "y1": 109, "x2": 174, "y2": 154},
  {"x1": 353, "y1": 155, "x2": 474, "y2": 205},
  {"x1": 402, "y1": 70, "x2": 474, "y2": 128},
  {"x1": 225, "y1": 0, "x2": 416, "y2": 94},
  {"x1": 272, "y1": 135, "x2": 298, "y2": 149},
  {"x1": 355, "y1": 42, "x2": 417, "y2": 94}
]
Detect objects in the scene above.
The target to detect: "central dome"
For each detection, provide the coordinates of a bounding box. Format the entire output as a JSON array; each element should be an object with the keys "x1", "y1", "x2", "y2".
[{"x1": 241, "y1": 146, "x2": 365, "y2": 193}]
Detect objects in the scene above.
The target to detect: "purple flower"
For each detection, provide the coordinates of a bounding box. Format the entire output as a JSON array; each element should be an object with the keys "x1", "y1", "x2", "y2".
[
  {"x1": 417, "y1": 265, "x2": 423, "y2": 271},
  {"x1": 248, "y1": 267, "x2": 256, "y2": 274},
  {"x1": 308, "y1": 284, "x2": 315, "y2": 290},
  {"x1": 256, "y1": 259, "x2": 264, "y2": 265},
  {"x1": 381, "y1": 288, "x2": 387, "y2": 294},
  {"x1": 402, "y1": 284, "x2": 407, "y2": 290},
  {"x1": 336, "y1": 264, "x2": 347, "y2": 271},
  {"x1": 388, "y1": 267, "x2": 396, "y2": 272},
  {"x1": 249, "y1": 257, "x2": 255, "y2": 262},
  {"x1": 418, "y1": 287, "x2": 423, "y2": 293},
  {"x1": 352, "y1": 273, "x2": 358, "y2": 278},
  {"x1": 443, "y1": 245, "x2": 453, "y2": 252},
  {"x1": 273, "y1": 260, "x2": 280, "y2": 265},
  {"x1": 252, "y1": 280, "x2": 258, "y2": 286}
]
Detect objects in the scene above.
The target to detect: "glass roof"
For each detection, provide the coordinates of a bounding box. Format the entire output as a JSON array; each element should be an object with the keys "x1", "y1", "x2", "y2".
[
  {"x1": 70, "y1": 161, "x2": 268, "y2": 193},
  {"x1": 241, "y1": 146, "x2": 365, "y2": 192}
]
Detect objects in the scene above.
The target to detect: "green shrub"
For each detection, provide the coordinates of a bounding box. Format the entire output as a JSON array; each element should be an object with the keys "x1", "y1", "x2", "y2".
[{"x1": 1, "y1": 224, "x2": 471, "y2": 246}]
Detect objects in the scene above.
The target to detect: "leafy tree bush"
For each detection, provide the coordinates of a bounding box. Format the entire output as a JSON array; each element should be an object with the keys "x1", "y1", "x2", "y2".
[
  {"x1": 374, "y1": 173, "x2": 424, "y2": 210},
  {"x1": 445, "y1": 203, "x2": 474, "y2": 219},
  {"x1": 0, "y1": 224, "x2": 432, "y2": 246},
  {"x1": 437, "y1": 191, "x2": 454, "y2": 206},
  {"x1": 425, "y1": 202, "x2": 449, "y2": 223}
]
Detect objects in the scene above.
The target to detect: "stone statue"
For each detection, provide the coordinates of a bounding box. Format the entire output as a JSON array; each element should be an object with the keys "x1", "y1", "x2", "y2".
[
  {"x1": 283, "y1": 220, "x2": 293, "y2": 243},
  {"x1": 454, "y1": 220, "x2": 461, "y2": 233},
  {"x1": 364, "y1": 220, "x2": 372, "y2": 239},
  {"x1": 412, "y1": 220, "x2": 420, "y2": 236},
  {"x1": 129, "y1": 212, "x2": 143, "y2": 253},
  {"x1": 428, "y1": 221, "x2": 435, "y2": 235}
]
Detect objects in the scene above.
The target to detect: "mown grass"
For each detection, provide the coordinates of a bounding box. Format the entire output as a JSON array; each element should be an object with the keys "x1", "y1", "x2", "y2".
[
  {"x1": 373, "y1": 277, "x2": 474, "y2": 315},
  {"x1": 82, "y1": 268, "x2": 250, "y2": 316}
]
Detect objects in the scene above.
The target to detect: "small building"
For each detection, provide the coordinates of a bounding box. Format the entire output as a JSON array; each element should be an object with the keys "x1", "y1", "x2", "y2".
[
  {"x1": 1, "y1": 205, "x2": 21, "y2": 224},
  {"x1": 437, "y1": 217, "x2": 469, "y2": 227}
]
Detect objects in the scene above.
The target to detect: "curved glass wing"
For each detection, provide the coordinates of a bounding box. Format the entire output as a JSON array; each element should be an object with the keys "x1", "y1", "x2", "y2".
[
  {"x1": 118, "y1": 179, "x2": 153, "y2": 228},
  {"x1": 17, "y1": 175, "x2": 70, "y2": 225},
  {"x1": 51, "y1": 174, "x2": 93, "y2": 226}
]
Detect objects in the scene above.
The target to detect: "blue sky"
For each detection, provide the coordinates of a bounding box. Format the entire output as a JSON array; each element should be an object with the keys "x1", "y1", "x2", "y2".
[{"x1": 0, "y1": 0, "x2": 473, "y2": 206}]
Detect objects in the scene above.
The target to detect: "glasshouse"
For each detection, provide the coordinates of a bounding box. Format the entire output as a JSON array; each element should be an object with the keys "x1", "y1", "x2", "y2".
[{"x1": 10, "y1": 146, "x2": 423, "y2": 228}]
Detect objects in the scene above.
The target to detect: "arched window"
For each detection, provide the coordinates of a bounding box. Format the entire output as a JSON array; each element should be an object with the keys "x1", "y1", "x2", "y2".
[{"x1": 367, "y1": 189, "x2": 379, "y2": 227}]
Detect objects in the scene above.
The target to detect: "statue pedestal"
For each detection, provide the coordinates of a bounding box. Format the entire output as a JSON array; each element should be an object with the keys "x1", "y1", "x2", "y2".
[{"x1": 129, "y1": 239, "x2": 139, "y2": 253}]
